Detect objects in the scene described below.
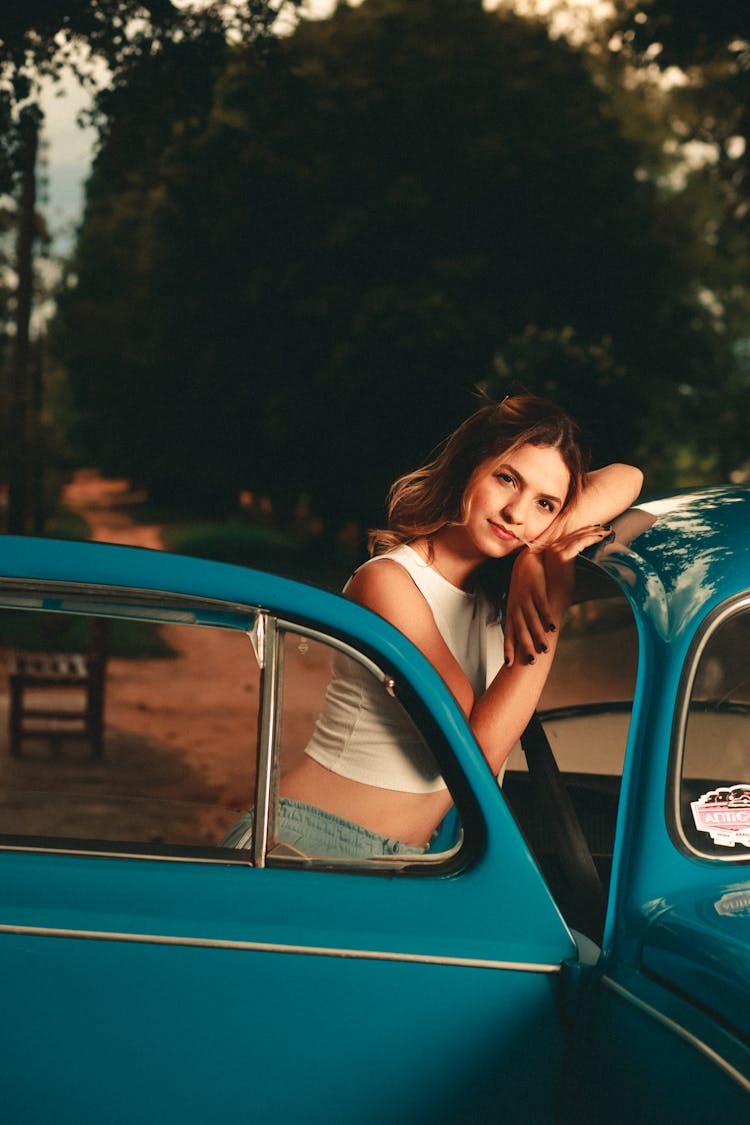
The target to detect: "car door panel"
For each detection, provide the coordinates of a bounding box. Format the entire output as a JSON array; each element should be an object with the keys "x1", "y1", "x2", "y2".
[{"x1": 2, "y1": 925, "x2": 569, "y2": 1124}]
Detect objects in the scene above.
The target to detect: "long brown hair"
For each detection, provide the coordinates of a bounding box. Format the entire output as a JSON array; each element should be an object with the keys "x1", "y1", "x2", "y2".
[{"x1": 369, "y1": 394, "x2": 589, "y2": 556}]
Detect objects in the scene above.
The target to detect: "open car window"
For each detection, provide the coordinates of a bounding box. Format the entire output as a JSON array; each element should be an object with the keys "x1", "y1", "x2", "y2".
[
  {"x1": 502, "y1": 563, "x2": 638, "y2": 918},
  {"x1": 237, "y1": 618, "x2": 464, "y2": 869}
]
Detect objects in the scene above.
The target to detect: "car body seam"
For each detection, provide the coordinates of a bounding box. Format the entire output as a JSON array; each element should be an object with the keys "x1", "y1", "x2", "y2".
[{"x1": 601, "y1": 975, "x2": 750, "y2": 1093}]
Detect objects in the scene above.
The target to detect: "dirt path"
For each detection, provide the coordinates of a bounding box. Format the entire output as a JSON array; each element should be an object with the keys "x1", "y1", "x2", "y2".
[
  {"x1": 63, "y1": 471, "x2": 164, "y2": 551},
  {"x1": 0, "y1": 473, "x2": 266, "y2": 845},
  {"x1": 63, "y1": 470, "x2": 262, "y2": 802}
]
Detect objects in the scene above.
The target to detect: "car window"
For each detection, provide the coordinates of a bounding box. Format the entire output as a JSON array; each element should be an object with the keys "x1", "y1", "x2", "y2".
[
  {"x1": 0, "y1": 595, "x2": 463, "y2": 869},
  {"x1": 0, "y1": 604, "x2": 259, "y2": 857},
  {"x1": 676, "y1": 597, "x2": 750, "y2": 862},
  {"x1": 250, "y1": 623, "x2": 463, "y2": 868},
  {"x1": 502, "y1": 564, "x2": 638, "y2": 907}
]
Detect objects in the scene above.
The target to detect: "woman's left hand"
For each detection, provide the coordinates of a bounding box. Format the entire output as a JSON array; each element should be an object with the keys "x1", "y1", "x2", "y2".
[{"x1": 504, "y1": 525, "x2": 611, "y2": 666}]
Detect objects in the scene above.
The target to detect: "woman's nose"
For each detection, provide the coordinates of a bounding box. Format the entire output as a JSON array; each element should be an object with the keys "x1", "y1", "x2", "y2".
[{"x1": 502, "y1": 498, "x2": 524, "y2": 525}]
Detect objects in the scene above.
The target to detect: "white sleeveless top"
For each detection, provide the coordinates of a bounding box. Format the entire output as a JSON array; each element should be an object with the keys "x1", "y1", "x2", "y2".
[{"x1": 304, "y1": 544, "x2": 504, "y2": 793}]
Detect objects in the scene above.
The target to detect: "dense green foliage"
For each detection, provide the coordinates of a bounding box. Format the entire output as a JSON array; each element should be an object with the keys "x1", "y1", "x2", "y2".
[
  {"x1": 0, "y1": 0, "x2": 297, "y2": 532},
  {"x1": 55, "y1": 0, "x2": 750, "y2": 534},
  {"x1": 608, "y1": 0, "x2": 750, "y2": 480},
  {"x1": 164, "y1": 520, "x2": 355, "y2": 587}
]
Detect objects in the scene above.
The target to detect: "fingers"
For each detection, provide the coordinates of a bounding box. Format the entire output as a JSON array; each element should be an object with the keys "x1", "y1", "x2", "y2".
[
  {"x1": 503, "y1": 526, "x2": 612, "y2": 670},
  {"x1": 550, "y1": 524, "x2": 612, "y2": 562},
  {"x1": 504, "y1": 547, "x2": 558, "y2": 666},
  {"x1": 506, "y1": 606, "x2": 537, "y2": 667},
  {"x1": 531, "y1": 583, "x2": 555, "y2": 637},
  {"x1": 504, "y1": 599, "x2": 553, "y2": 667},
  {"x1": 503, "y1": 612, "x2": 516, "y2": 667}
]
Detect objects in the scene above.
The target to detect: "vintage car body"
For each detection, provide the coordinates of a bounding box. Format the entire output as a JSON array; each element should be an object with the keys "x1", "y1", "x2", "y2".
[{"x1": 0, "y1": 486, "x2": 748, "y2": 1123}]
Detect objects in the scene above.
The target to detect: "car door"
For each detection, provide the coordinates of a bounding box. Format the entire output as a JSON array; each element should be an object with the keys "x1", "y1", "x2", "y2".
[
  {"x1": 563, "y1": 515, "x2": 750, "y2": 1123},
  {"x1": 0, "y1": 542, "x2": 579, "y2": 1125}
]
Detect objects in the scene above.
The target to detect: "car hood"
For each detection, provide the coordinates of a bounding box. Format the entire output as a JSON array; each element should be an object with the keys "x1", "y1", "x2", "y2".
[{"x1": 640, "y1": 880, "x2": 750, "y2": 1042}]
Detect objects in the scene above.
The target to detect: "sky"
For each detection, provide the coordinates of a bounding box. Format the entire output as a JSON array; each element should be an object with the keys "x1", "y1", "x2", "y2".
[
  {"x1": 40, "y1": 72, "x2": 99, "y2": 254},
  {"x1": 39, "y1": 0, "x2": 311, "y2": 252}
]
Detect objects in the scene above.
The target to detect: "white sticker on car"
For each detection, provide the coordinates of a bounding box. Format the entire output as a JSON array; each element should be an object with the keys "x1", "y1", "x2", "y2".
[
  {"x1": 715, "y1": 889, "x2": 750, "y2": 917},
  {"x1": 691, "y1": 784, "x2": 750, "y2": 848}
]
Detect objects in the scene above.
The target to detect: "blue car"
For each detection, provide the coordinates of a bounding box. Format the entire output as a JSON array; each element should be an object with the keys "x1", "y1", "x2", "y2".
[{"x1": 0, "y1": 485, "x2": 748, "y2": 1123}]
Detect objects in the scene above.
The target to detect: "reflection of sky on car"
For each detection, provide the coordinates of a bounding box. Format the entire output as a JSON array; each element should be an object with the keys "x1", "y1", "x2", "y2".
[{"x1": 605, "y1": 489, "x2": 749, "y2": 639}]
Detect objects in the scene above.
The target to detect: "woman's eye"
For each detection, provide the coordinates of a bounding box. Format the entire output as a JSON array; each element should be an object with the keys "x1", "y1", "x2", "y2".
[
  {"x1": 538, "y1": 499, "x2": 555, "y2": 513},
  {"x1": 496, "y1": 472, "x2": 514, "y2": 485}
]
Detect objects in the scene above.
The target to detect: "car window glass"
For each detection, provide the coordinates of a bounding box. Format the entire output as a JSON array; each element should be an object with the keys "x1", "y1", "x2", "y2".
[
  {"x1": 263, "y1": 627, "x2": 461, "y2": 866},
  {"x1": 0, "y1": 607, "x2": 258, "y2": 856},
  {"x1": 679, "y1": 603, "x2": 750, "y2": 861}
]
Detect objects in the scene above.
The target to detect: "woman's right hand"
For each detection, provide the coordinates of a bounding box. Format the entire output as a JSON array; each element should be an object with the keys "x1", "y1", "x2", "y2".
[{"x1": 504, "y1": 525, "x2": 611, "y2": 666}]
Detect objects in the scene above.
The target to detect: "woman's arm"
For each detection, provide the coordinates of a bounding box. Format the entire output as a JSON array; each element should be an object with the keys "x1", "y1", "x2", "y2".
[
  {"x1": 556, "y1": 463, "x2": 644, "y2": 534},
  {"x1": 346, "y1": 544, "x2": 599, "y2": 775},
  {"x1": 503, "y1": 462, "x2": 643, "y2": 665}
]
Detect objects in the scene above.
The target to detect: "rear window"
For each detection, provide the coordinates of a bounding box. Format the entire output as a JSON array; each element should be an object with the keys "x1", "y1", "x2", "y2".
[{"x1": 674, "y1": 595, "x2": 750, "y2": 863}]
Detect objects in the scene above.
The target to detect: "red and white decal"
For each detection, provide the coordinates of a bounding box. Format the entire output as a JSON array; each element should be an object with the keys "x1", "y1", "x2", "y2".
[{"x1": 691, "y1": 784, "x2": 750, "y2": 848}]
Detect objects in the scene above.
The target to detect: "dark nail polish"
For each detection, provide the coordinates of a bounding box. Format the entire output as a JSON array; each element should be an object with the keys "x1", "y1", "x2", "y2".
[
  {"x1": 537, "y1": 644, "x2": 548, "y2": 654},
  {"x1": 525, "y1": 654, "x2": 535, "y2": 665},
  {"x1": 547, "y1": 623, "x2": 556, "y2": 633}
]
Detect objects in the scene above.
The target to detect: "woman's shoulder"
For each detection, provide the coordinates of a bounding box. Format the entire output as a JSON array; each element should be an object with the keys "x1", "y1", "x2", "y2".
[
  {"x1": 346, "y1": 546, "x2": 420, "y2": 595},
  {"x1": 356, "y1": 542, "x2": 423, "y2": 574},
  {"x1": 345, "y1": 547, "x2": 435, "y2": 621}
]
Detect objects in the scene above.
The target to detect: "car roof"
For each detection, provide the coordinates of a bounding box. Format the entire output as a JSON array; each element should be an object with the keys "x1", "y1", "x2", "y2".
[{"x1": 595, "y1": 485, "x2": 750, "y2": 642}]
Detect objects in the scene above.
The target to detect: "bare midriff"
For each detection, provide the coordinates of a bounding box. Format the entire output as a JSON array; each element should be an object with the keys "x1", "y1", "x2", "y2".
[{"x1": 280, "y1": 755, "x2": 454, "y2": 848}]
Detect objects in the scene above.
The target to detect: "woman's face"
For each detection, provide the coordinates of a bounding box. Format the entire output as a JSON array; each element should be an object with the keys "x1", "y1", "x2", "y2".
[{"x1": 461, "y1": 442, "x2": 571, "y2": 557}]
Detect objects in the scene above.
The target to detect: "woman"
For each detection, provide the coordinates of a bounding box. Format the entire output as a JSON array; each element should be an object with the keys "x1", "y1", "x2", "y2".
[{"x1": 230, "y1": 394, "x2": 642, "y2": 858}]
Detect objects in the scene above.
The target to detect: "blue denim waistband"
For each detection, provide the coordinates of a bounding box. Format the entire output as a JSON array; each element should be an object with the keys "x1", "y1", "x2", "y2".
[{"x1": 222, "y1": 798, "x2": 427, "y2": 859}]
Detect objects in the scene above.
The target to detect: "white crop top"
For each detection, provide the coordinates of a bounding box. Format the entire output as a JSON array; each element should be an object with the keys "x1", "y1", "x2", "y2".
[{"x1": 304, "y1": 544, "x2": 504, "y2": 793}]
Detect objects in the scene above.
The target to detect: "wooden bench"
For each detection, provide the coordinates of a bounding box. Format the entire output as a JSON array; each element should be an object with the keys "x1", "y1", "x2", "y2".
[{"x1": 8, "y1": 621, "x2": 109, "y2": 758}]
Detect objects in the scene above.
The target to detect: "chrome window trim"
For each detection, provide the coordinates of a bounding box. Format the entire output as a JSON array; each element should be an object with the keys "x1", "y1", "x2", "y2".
[
  {"x1": 0, "y1": 922, "x2": 561, "y2": 974},
  {"x1": 252, "y1": 614, "x2": 282, "y2": 866},
  {"x1": 0, "y1": 577, "x2": 258, "y2": 628},
  {"x1": 602, "y1": 975, "x2": 750, "y2": 1095},
  {"x1": 669, "y1": 592, "x2": 750, "y2": 864},
  {"x1": 0, "y1": 842, "x2": 254, "y2": 864},
  {"x1": 276, "y1": 616, "x2": 394, "y2": 687}
]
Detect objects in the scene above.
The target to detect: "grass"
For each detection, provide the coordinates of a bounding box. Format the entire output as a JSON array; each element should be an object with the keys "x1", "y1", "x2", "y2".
[
  {"x1": 0, "y1": 610, "x2": 175, "y2": 660},
  {"x1": 163, "y1": 520, "x2": 356, "y2": 590},
  {"x1": 42, "y1": 507, "x2": 91, "y2": 542}
]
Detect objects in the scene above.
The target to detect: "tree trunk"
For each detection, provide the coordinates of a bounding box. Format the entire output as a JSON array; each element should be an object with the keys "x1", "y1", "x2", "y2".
[{"x1": 7, "y1": 106, "x2": 40, "y2": 536}]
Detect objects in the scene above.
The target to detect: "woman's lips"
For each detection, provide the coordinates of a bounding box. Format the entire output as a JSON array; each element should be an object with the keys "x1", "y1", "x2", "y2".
[{"x1": 487, "y1": 520, "x2": 518, "y2": 543}]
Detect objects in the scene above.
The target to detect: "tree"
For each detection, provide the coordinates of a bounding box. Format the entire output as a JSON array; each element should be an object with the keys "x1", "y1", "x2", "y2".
[
  {"x1": 0, "y1": 0, "x2": 297, "y2": 532},
  {"x1": 59, "y1": 0, "x2": 733, "y2": 530},
  {"x1": 613, "y1": 0, "x2": 749, "y2": 206},
  {"x1": 606, "y1": 0, "x2": 750, "y2": 480}
]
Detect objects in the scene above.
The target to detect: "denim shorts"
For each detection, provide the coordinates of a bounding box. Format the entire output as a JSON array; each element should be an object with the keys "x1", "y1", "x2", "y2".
[{"x1": 221, "y1": 797, "x2": 427, "y2": 859}]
